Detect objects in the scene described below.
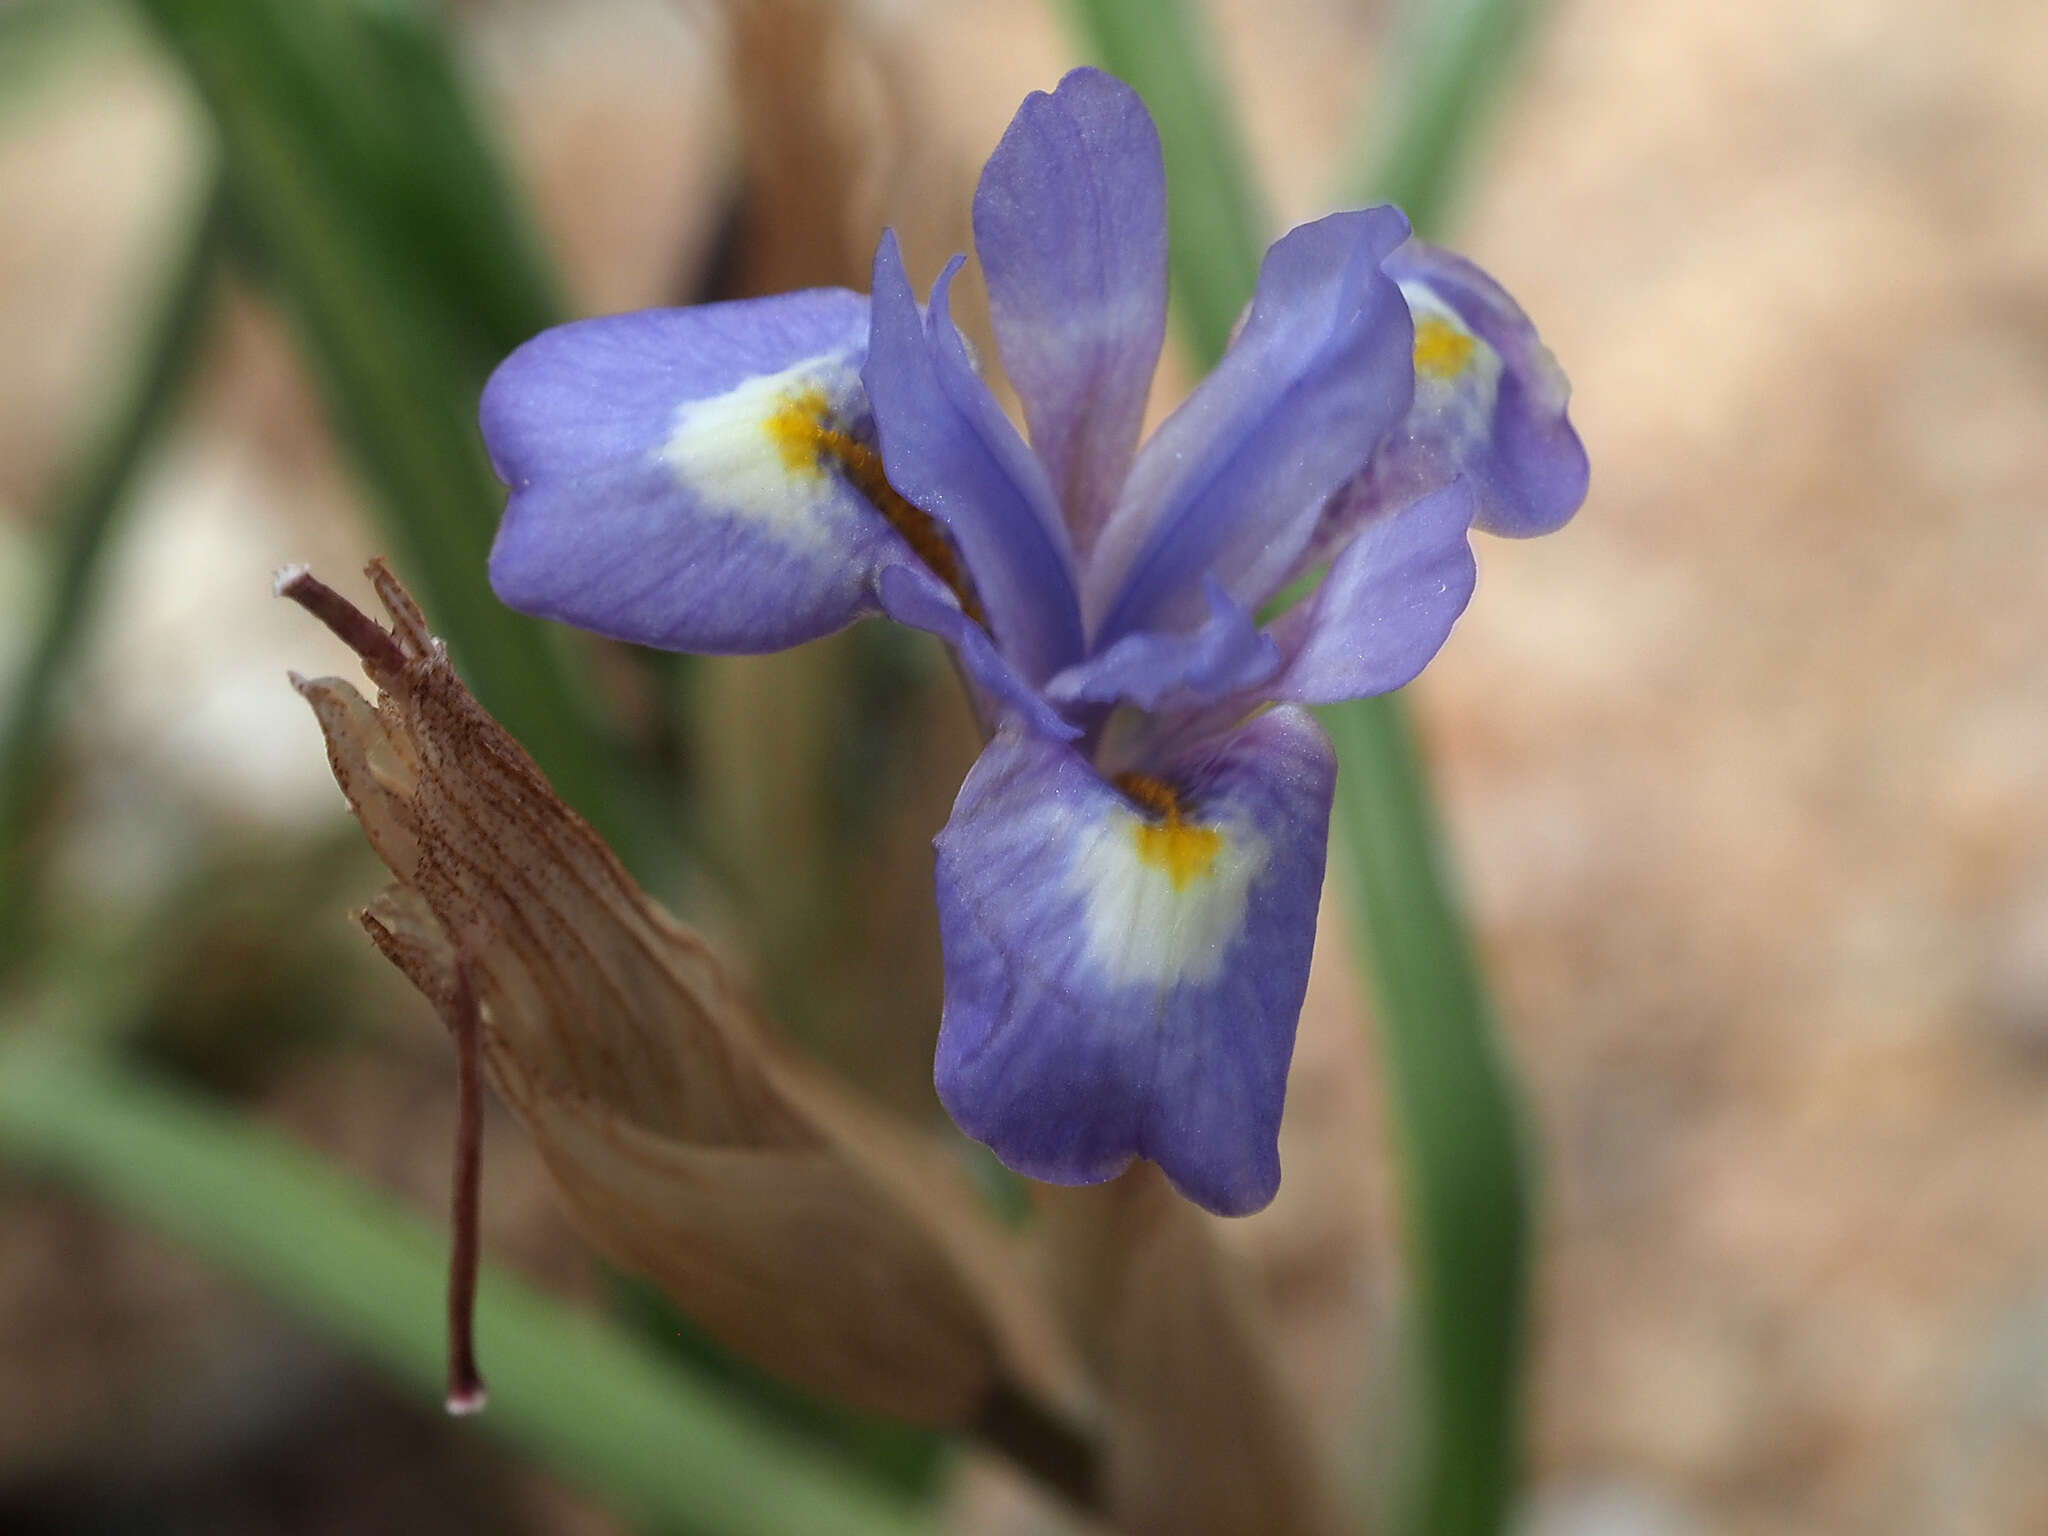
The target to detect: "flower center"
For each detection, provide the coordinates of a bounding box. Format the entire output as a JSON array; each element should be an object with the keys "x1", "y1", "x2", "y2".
[
  {"x1": 766, "y1": 387, "x2": 986, "y2": 625},
  {"x1": 1113, "y1": 772, "x2": 1225, "y2": 890},
  {"x1": 1413, "y1": 315, "x2": 1478, "y2": 380}
]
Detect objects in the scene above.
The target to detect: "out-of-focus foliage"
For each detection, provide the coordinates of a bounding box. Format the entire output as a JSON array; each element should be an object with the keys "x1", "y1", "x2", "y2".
[
  {"x1": 0, "y1": 1035, "x2": 938, "y2": 1536},
  {"x1": 292, "y1": 561, "x2": 1090, "y2": 1431},
  {"x1": 131, "y1": 0, "x2": 663, "y2": 864},
  {"x1": 0, "y1": 0, "x2": 1558, "y2": 1532},
  {"x1": 0, "y1": 175, "x2": 224, "y2": 960},
  {"x1": 1066, "y1": 2, "x2": 1540, "y2": 1532}
]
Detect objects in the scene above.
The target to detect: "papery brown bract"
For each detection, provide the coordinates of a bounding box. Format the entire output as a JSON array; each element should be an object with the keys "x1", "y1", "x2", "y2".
[
  {"x1": 715, "y1": 0, "x2": 965, "y2": 300},
  {"x1": 697, "y1": 0, "x2": 982, "y2": 1122},
  {"x1": 1044, "y1": 1168, "x2": 1344, "y2": 1536},
  {"x1": 292, "y1": 561, "x2": 1087, "y2": 1429}
]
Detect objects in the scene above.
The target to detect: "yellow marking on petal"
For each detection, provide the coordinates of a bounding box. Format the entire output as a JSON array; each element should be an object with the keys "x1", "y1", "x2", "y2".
[
  {"x1": 1134, "y1": 820, "x2": 1225, "y2": 890},
  {"x1": 762, "y1": 387, "x2": 985, "y2": 625},
  {"x1": 764, "y1": 386, "x2": 837, "y2": 476},
  {"x1": 1413, "y1": 315, "x2": 1477, "y2": 380},
  {"x1": 1115, "y1": 772, "x2": 1225, "y2": 890}
]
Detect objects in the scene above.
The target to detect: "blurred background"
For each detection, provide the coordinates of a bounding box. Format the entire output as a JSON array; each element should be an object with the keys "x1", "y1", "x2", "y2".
[{"x1": 2, "y1": 0, "x2": 2045, "y2": 1532}]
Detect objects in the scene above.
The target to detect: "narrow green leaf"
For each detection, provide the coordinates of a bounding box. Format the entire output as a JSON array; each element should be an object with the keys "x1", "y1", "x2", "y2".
[
  {"x1": 1058, "y1": 6, "x2": 1544, "y2": 1533},
  {"x1": 1320, "y1": 697, "x2": 1530, "y2": 1536},
  {"x1": 126, "y1": 0, "x2": 666, "y2": 871},
  {"x1": 1347, "y1": 0, "x2": 1537, "y2": 237},
  {"x1": 0, "y1": 0, "x2": 121, "y2": 117},
  {"x1": 1341, "y1": 3, "x2": 1550, "y2": 1529},
  {"x1": 0, "y1": 1035, "x2": 935, "y2": 1536},
  {"x1": 0, "y1": 173, "x2": 228, "y2": 966},
  {"x1": 1057, "y1": 0, "x2": 1269, "y2": 365}
]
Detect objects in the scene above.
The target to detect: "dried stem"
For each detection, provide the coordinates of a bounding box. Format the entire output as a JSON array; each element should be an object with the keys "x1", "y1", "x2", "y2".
[
  {"x1": 974, "y1": 1380, "x2": 1103, "y2": 1517},
  {"x1": 444, "y1": 962, "x2": 489, "y2": 1416},
  {"x1": 275, "y1": 564, "x2": 408, "y2": 679},
  {"x1": 278, "y1": 559, "x2": 484, "y2": 1411}
]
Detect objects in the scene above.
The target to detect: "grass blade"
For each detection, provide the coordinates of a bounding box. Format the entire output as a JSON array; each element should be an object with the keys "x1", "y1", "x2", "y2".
[
  {"x1": 127, "y1": 0, "x2": 662, "y2": 866},
  {"x1": 1056, "y1": 0, "x2": 1269, "y2": 366},
  {"x1": 1341, "y1": 2, "x2": 1551, "y2": 1527},
  {"x1": 1348, "y1": 0, "x2": 1538, "y2": 237},
  {"x1": 0, "y1": 1034, "x2": 935, "y2": 1536},
  {"x1": 1320, "y1": 696, "x2": 1531, "y2": 1536},
  {"x1": 0, "y1": 173, "x2": 227, "y2": 964},
  {"x1": 1059, "y1": 4, "x2": 1544, "y2": 1532}
]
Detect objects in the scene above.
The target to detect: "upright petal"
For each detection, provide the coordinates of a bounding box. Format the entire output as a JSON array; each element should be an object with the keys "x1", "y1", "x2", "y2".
[
  {"x1": 1266, "y1": 478, "x2": 1478, "y2": 703},
  {"x1": 973, "y1": 67, "x2": 1168, "y2": 554},
  {"x1": 1333, "y1": 241, "x2": 1588, "y2": 544},
  {"x1": 1084, "y1": 207, "x2": 1415, "y2": 644},
  {"x1": 865, "y1": 234, "x2": 1085, "y2": 683},
  {"x1": 485, "y1": 292, "x2": 914, "y2": 652},
  {"x1": 931, "y1": 709, "x2": 1336, "y2": 1216}
]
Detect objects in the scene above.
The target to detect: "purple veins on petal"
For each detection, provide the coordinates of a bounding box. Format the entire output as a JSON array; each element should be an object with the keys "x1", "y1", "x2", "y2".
[
  {"x1": 1084, "y1": 205, "x2": 1417, "y2": 643},
  {"x1": 931, "y1": 708, "x2": 1337, "y2": 1217},
  {"x1": 482, "y1": 290, "x2": 914, "y2": 653}
]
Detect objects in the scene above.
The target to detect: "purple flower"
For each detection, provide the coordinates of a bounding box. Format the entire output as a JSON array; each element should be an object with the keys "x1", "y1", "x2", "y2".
[{"x1": 480, "y1": 68, "x2": 1586, "y2": 1215}]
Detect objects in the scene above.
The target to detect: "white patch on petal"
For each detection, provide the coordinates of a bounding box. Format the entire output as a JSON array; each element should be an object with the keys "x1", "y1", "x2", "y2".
[
  {"x1": 661, "y1": 356, "x2": 862, "y2": 549},
  {"x1": 1401, "y1": 281, "x2": 1503, "y2": 451},
  {"x1": 1064, "y1": 802, "x2": 1267, "y2": 988}
]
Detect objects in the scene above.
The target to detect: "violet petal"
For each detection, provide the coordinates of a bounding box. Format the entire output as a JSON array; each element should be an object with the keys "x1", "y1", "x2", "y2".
[
  {"x1": 1045, "y1": 576, "x2": 1279, "y2": 714},
  {"x1": 1267, "y1": 478, "x2": 1479, "y2": 704},
  {"x1": 973, "y1": 66, "x2": 1168, "y2": 554},
  {"x1": 484, "y1": 293, "x2": 907, "y2": 652},
  {"x1": 1084, "y1": 207, "x2": 1415, "y2": 643},
  {"x1": 932, "y1": 708, "x2": 1335, "y2": 1216},
  {"x1": 865, "y1": 233, "x2": 1085, "y2": 684},
  {"x1": 876, "y1": 564, "x2": 1081, "y2": 742},
  {"x1": 1314, "y1": 241, "x2": 1587, "y2": 557}
]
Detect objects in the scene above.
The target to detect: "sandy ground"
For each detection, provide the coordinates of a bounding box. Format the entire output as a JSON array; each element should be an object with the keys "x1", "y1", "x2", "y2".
[{"x1": 2, "y1": 0, "x2": 2045, "y2": 1531}]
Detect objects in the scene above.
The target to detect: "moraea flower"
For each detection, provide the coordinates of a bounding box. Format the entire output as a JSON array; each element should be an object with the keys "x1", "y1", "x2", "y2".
[{"x1": 481, "y1": 68, "x2": 1586, "y2": 1215}]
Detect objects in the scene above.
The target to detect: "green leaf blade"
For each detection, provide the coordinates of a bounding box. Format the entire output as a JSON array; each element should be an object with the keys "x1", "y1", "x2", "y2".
[
  {"x1": 128, "y1": 0, "x2": 664, "y2": 868},
  {"x1": 1057, "y1": 5, "x2": 1548, "y2": 1533},
  {"x1": 0, "y1": 1039, "x2": 935, "y2": 1536}
]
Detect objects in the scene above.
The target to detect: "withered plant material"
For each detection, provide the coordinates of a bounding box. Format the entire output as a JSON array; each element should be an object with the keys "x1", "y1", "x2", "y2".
[
  {"x1": 282, "y1": 560, "x2": 1089, "y2": 1435},
  {"x1": 1044, "y1": 1167, "x2": 1344, "y2": 1536},
  {"x1": 695, "y1": 5, "x2": 984, "y2": 1126},
  {"x1": 713, "y1": 0, "x2": 967, "y2": 298},
  {"x1": 442, "y1": 963, "x2": 487, "y2": 1415},
  {"x1": 691, "y1": 639, "x2": 979, "y2": 1122}
]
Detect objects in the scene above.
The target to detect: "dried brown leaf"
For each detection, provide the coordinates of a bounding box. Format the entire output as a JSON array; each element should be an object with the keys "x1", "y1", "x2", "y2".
[
  {"x1": 286, "y1": 561, "x2": 1089, "y2": 1432},
  {"x1": 713, "y1": 0, "x2": 967, "y2": 297},
  {"x1": 1043, "y1": 1168, "x2": 1345, "y2": 1536}
]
